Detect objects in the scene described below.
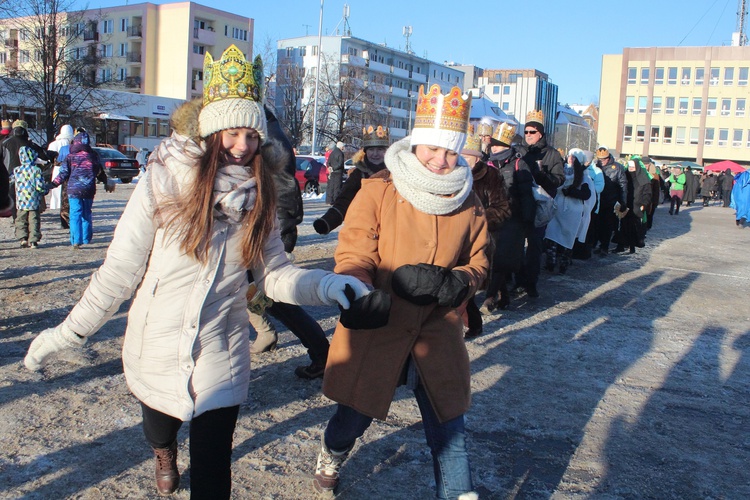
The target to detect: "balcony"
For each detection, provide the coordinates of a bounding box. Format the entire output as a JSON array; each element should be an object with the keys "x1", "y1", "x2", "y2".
[
  {"x1": 83, "y1": 30, "x2": 98, "y2": 42},
  {"x1": 391, "y1": 66, "x2": 409, "y2": 78},
  {"x1": 342, "y1": 54, "x2": 366, "y2": 67},
  {"x1": 389, "y1": 107, "x2": 408, "y2": 118},
  {"x1": 4, "y1": 39, "x2": 18, "y2": 49},
  {"x1": 125, "y1": 76, "x2": 141, "y2": 88},
  {"x1": 368, "y1": 60, "x2": 389, "y2": 74},
  {"x1": 193, "y1": 26, "x2": 215, "y2": 46},
  {"x1": 127, "y1": 25, "x2": 142, "y2": 37},
  {"x1": 390, "y1": 86, "x2": 408, "y2": 98},
  {"x1": 127, "y1": 52, "x2": 141, "y2": 63},
  {"x1": 409, "y1": 70, "x2": 427, "y2": 83}
]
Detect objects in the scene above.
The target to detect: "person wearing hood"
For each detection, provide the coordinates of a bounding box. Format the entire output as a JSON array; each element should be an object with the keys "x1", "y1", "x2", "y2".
[
  {"x1": 481, "y1": 121, "x2": 534, "y2": 313},
  {"x1": 313, "y1": 125, "x2": 389, "y2": 235},
  {"x1": 49, "y1": 131, "x2": 105, "y2": 248},
  {"x1": 24, "y1": 45, "x2": 368, "y2": 499},
  {"x1": 702, "y1": 170, "x2": 719, "y2": 206},
  {"x1": 730, "y1": 169, "x2": 750, "y2": 227},
  {"x1": 0, "y1": 120, "x2": 49, "y2": 221},
  {"x1": 46, "y1": 124, "x2": 75, "y2": 225},
  {"x1": 593, "y1": 146, "x2": 628, "y2": 254},
  {"x1": 460, "y1": 127, "x2": 510, "y2": 336},
  {"x1": 683, "y1": 166, "x2": 698, "y2": 207},
  {"x1": 544, "y1": 149, "x2": 594, "y2": 273},
  {"x1": 12, "y1": 146, "x2": 48, "y2": 248},
  {"x1": 613, "y1": 158, "x2": 653, "y2": 253},
  {"x1": 720, "y1": 168, "x2": 735, "y2": 207},
  {"x1": 312, "y1": 84, "x2": 487, "y2": 500},
  {"x1": 325, "y1": 140, "x2": 345, "y2": 204},
  {"x1": 667, "y1": 166, "x2": 687, "y2": 215},
  {"x1": 514, "y1": 110, "x2": 565, "y2": 297}
]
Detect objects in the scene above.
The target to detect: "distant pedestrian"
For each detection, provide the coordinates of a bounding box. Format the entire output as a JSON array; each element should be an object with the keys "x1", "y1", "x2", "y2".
[
  {"x1": 667, "y1": 166, "x2": 686, "y2": 215},
  {"x1": 0, "y1": 120, "x2": 49, "y2": 222},
  {"x1": 12, "y1": 146, "x2": 48, "y2": 248},
  {"x1": 702, "y1": 171, "x2": 718, "y2": 206},
  {"x1": 720, "y1": 168, "x2": 735, "y2": 207},
  {"x1": 325, "y1": 141, "x2": 345, "y2": 205}
]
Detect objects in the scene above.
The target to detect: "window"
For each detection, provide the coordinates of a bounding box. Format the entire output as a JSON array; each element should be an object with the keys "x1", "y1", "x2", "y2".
[
  {"x1": 747, "y1": 130, "x2": 750, "y2": 147},
  {"x1": 641, "y1": 67, "x2": 649, "y2": 84},
  {"x1": 159, "y1": 121, "x2": 169, "y2": 137},
  {"x1": 119, "y1": 43, "x2": 127, "y2": 57},
  {"x1": 664, "y1": 126, "x2": 673, "y2": 144},
  {"x1": 679, "y1": 97, "x2": 688, "y2": 115},
  {"x1": 733, "y1": 129, "x2": 743, "y2": 147},
  {"x1": 650, "y1": 126, "x2": 660, "y2": 143},
  {"x1": 100, "y1": 44, "x2": 112, "y2": 57},
  {"x1": 100, "y1": 68, "x2": 111, "y2": 82},
  {"x1": 710, "y1": 67, "x2": 719, "y2": 85},
  {"x1": 118, "y1": 67, "x2": 126, "y2": 80},
  {"x1": 681, "y1": 67, "x2": 691, "y2": 85},
  {"x1": 652, "y1": 96, "x2": 662, "y2": 113},
  {"x1": 719, "y1": 128, "x2": 728, "y2": 146},
  {"x1": 668, "y1": 67, "x2": 678, "y2": 85},
  {"x1": 298, "y1": 46, "x2": 306, "y2": 56},
  {"x1": 676, "y1": 127, "x2": 686, "y2": 144},
  {"x1": 509, "y1": 73, "x2": 521, "y2": 83},
  {"x1": 493, "y1": 86, "x2": 500, "y2": 94},
  {"x1": 34, "y1": 50, "x2": 42, "y2": 61},
  {"x1": 638, "y1": 96, "x2": 648, "y2": 113},
  {"x1": 655, "y1": 67, "x2": 664, "y2": 85},
  {"x1": 722, "y1": 98, "x2": 731, "y2": 116},
  {"x1": 666, "y1": 97, "x2": 675, "y2": 114},
  {"x1": 625, "y1": 96, "x2": 635, "y2": 113},
  {"x1": 690, "y1": 127, "x2": 699, "y2": 145},
  {"x1": 147, "y1": 121, "x2": 157, "y2": 137},
  {"x1": 502, "y1": 102, "x2": 509, "y2": 111},
  {"x1": 627, "y1": 67, "x2": 636, "y2": 84},
  {"x1": 636, "y1": 125, "x2": 645, "y2": 142},
  {"x1": 623, "y1": 125, "x2": 633, "y2": 141},
  {"x1": 705, "y1": 128, "x2": 714, "y2": 146},
  {"x1": 695, "y1": 67, "x2": 704, "y2": 85},
  {"x1": 736, "y1": 98, "x2": 746, "y2": 117},
  {"x1": 0, "y1": 52, "x2": 6, "y2": 64},
  {"x1": 739, "y1": 67, "x2": 748, "y2": 86},
  {"x1": 312, "y1": 45, "x2": 318, "y2": 56},
  {"x1": 503, "y1": 85, "x2": 510, "y2": 95},
  {"x1": 102, "y1": 19, "x2": 113, "y2": 34},
  {"x1": 286, "y1": 47, "x2": 292, "y2": 57},
  {"x1": 692, "y1": 97, "x2": 702, "y2": 115},
  {"x1": 120, "y1": 18, "x2": 128, "y2": 32},
  {"x1": 20, "y1": 50, "x2": 29, "y2": 63},
  {"x1": 724, "y1": 67, "x2": 734, "y2": 85},
  {"x1": 707, "y1": 97, "x2": 717, "y2": 116}
]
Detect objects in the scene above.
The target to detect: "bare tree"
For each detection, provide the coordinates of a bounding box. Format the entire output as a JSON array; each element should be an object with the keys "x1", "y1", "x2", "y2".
[
  {"x1": 274, "y1": 59, "x2": 314, "y2": 150},
  {"x1": 0, "y1": 0, "x2": 140, "y2": 144}
]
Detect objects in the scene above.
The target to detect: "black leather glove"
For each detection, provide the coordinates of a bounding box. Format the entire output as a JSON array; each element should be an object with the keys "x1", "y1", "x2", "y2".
[
  {"x1": 391, "y1": 263, "x2": 471, "y2": 308},
  {"x1": 313, "y1": 218, "x2": 330, "y2": 235},
  {"x1": 338, "y1": 284, "x2": 391, "y2": 329}
]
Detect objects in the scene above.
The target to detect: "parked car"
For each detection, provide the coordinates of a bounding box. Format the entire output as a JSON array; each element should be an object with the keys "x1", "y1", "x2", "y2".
[
  {"x1": 295, "y1": 155, "x2": 328, "y2": 195},
  {"x1": 93, "y1": 147, "x2": 140, "y2": 184}
]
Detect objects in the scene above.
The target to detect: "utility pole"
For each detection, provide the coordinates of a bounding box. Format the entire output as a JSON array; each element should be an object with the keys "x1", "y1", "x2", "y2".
[
  {"x1": 311, "y1": 0, "x2": 324, "y2": 154},
  {"x1": 738, "y1": 0, "x2": 748, "y2": 46}
]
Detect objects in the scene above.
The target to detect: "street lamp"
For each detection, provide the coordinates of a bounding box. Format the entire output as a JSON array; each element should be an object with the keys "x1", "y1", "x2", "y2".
[{"x1": 310, "y1": 0, "x2": 324, "y2": 154}]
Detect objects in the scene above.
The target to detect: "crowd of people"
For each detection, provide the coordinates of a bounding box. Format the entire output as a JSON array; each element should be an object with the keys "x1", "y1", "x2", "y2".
[{"x1": 4, "y1": 43, "x2": 749, "y2": 500}]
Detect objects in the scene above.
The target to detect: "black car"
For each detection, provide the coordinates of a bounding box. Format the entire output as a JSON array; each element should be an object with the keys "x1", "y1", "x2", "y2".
[{"x1": 93, "y1": 147, "x2": 140, "y2": 184}]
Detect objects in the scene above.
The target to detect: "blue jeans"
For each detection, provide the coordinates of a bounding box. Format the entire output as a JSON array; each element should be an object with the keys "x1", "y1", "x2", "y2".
[
  {"x1": 324, "y1": 383, "x2": 473, "y2": 499},
  {"x1": 68, "y1": 197, "x2": 93, "y2": 245},
  {"x1": 266, "y1": 301, "x2": 329, "y2": 364}
]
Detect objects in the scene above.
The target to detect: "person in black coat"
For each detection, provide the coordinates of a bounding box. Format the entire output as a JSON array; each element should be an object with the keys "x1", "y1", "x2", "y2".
[
  {"x1": 514, "y1": 111, "x2": 565, "y2": 298},
  {"x1": 683, "y1": 167, "x2": 698, "y2": 206},
  {"x1": 613, "y1": 158, "x2": 652, "y2": 254},
  {"x1": 720, "y1": 168, "x2": 735, "y2": 207},
  {"x1": 702, "y1": 171, "x2": 719, "y2": 206},
  {"x1": 325, "y1": 141, "x2": 345, "y2": 205},
  {"x1": 592, "y1": 146, "x2": 628, "y2": 256},
  {"x1": 314, "y1": 126, "x2": 389, "y2": 235}
]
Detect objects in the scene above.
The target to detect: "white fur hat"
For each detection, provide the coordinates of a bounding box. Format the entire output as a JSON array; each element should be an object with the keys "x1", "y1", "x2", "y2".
[{"x1": 568, "y1": 148, "x2": 587, "y2": 165}]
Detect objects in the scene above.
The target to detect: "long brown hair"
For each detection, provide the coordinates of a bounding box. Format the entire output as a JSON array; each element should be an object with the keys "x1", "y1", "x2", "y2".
[{"x1": 162, "y1": 132, "x2": 277, "y2": 268}]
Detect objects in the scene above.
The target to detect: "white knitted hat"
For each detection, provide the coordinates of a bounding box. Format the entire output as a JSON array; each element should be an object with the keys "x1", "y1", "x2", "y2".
[{"x1": 198, "y1": 98, "x2": 267, "y2": 143}]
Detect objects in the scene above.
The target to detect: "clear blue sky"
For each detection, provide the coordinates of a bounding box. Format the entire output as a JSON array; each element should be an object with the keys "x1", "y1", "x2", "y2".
[{"x1": 81, "y1": 0, "x2": 739, "y2": 104}]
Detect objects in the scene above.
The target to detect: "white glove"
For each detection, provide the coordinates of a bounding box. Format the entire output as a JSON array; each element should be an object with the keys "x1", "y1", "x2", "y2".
[
  {"x1": 317, "y1": 273, "x2": 370, "y2": 309},
  {"x1": 24, "y1": 323, "x2": 87, "y2": 371}
]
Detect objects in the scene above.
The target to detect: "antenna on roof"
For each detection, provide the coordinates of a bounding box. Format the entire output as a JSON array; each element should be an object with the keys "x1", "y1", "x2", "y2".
[
  {"x1": 737, "y1": 0, "x2": 748, "y2": 46},
  {"x1": 333, "y1": 4, "x2": 352, "y2": 36},
  {"x1": 403, "y1": 26, "x2": 413, "y2": 55}
]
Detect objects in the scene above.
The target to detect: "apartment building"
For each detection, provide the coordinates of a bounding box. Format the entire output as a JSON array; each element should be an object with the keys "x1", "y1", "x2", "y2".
[
  {"x1": 0, "y1": 1, "x2": 252, "y2": 101},
  {"x1": 275, "y1": 35, "x2": 465, "y2": 147},
  {"x1": 599, "y1": 46, "x2": 750, "y2": 166},
  {"x1": 477, "y1": 68, "x2": 559, "y2": 143}
]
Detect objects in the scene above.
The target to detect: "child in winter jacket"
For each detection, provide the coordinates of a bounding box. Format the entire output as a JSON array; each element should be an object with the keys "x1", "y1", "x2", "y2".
[{"x1": 13, "y1": 146, "x2": 48, "y2": 248}]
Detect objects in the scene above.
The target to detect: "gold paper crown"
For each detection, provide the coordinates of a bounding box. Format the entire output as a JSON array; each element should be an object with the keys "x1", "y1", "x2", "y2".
[
  {"x1": 526, "y1": 109, "x2": 544, "y2": 126},
  {"x1": 476, "y1": 122, "x2": 493, "y2": 136},
  {"x1": 414, "y1": 84, "x2": 471, "y2": 134},
  {"x1": 203, "y1": 44, "x2": 263, "y2": 106},
  {"x1": 462, "y1": 133, "x2": 482, "y2": 155},
  {"x1": 362, "y1": 125, "x2": 390, "y2": 148},
  {"x1": 492, "y1": 122, "x2": 517, "y2": 146}
]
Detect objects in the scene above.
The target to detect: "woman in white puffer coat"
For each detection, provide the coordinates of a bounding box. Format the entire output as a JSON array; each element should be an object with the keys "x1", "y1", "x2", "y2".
[{"x1": 23, "y1": 45, "x2": 368, "y2": 500}]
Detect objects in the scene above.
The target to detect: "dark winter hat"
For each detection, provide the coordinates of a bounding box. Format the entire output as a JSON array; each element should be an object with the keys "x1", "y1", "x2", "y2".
[{"x1": 641, "y1": 156, "x2": 652, "y2": 164}]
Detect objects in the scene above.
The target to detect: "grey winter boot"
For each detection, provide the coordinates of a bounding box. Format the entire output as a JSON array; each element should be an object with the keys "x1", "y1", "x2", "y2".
[{"x1": 313, "y1": 436, "x2": 353, "y2": 495}]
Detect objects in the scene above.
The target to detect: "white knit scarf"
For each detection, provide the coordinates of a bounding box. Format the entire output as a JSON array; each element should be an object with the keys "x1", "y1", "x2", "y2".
[
  {"x1": 385, "y1": 137, "x2": 473, "y2": 215},
  {"x1": 212, "y1": 163, "x2": 257, "y2": 224}
]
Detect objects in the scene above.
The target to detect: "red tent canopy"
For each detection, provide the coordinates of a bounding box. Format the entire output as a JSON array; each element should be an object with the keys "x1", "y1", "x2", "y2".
[{"x1": 705, "y1": 160, "x2": 746, "y2": 173}]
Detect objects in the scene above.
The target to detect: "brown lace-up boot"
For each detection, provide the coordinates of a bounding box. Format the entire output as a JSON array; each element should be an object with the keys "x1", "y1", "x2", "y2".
[{"x1": 153, "y1": 442, "x2": 179, "y2": 495}]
